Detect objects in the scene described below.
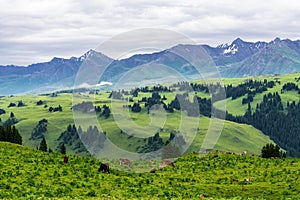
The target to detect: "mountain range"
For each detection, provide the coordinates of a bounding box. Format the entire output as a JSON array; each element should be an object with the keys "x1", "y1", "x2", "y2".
[{"x1": 1, "y1": 37, "x2": 300, "y2": 95}]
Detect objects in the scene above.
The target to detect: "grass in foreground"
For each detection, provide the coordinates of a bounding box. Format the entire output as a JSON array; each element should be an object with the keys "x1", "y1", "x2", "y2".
[{"x1": 0, "y1": 142, "x2": 299, "y2": 199}]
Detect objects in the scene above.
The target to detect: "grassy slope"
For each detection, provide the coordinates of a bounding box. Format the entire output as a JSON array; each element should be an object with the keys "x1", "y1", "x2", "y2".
[
  {"x1": 3, "y1": 72, "x2": 299, "y2": 155},
  {"x1": 0, "y1": 141, "x2": 299, "y2": 199},
  {"x1": 0, "y1": 91, "x2": 273, "y2": 155}
]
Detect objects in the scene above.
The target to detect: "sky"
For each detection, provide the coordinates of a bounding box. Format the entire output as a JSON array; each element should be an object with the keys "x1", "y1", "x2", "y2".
[{"x1": 1, "y1": 0, "x2": 300, "y2": 66}]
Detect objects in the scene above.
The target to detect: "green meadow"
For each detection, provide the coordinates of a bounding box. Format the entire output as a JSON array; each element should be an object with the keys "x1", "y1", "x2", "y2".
[{"x1": 0, "y1": 141, "x2": 299, "y2": 199}]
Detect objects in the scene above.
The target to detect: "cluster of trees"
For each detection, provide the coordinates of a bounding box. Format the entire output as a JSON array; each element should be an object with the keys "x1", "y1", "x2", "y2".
[
  {"x1": 49, "y1": 105, "x2": 62, "y2": 112},
  {"x1": 0, "y1": 125, "x2": 22, "y2": 145},
  {"x1": 190, "y1": 82, "x2": 209, "y2": 93},
  {"x1": 100, "y1": 105, "x2": 110, "y2": 118},
  {"x1": 109, "y1": 85, "x2": 171, "y2": 100},
  {"x1": 72, "y1": 102, "x2": 110, "y2": 118},
  {"x1": 8, "y1": 101, "x2": 26, "y2": 108},
  {"x1": 78, "y1": 125, "x2": 106, "y2": 155},
  {"x1": 137, "y1": 131, "x2": 186, "y2": 157},
  {"x1": 261, "y1": 143, "x2": 285, "y2": 158},
  {"x1": 72, "y1": 101, "x2": 94, "y2": 113},
  {"x1": 226, "y1": 79, "x2": 275, "y2": 100},
  {"x1": 3, "y1": 112, "x2": 18, "y2": 127},
  {"x1": 71, "y1": 101, "x2": 105, "y2": 115},
  {"x1": 144, "y1": 92, "x2": 164, "y2": 113},
  {"x1": 132, "y1": 91, "x2": 210, "y2": 117},
  {"x1": 130, "y1": 85, "x2": 171, "y2": 97},
  {"x1": 36, "y1": 100, "x2": 45, "y2": 106},
  {"x1": 171, "y1": 81, "x2": 194, "y2": 92},
  {"x1": 137, "y1": 132, "x2": 164, "y2": 153},
  {"x1": 281, "y1": 82, "x2": 300, "y2": 93},
  {"x1": 168, "y1": 94, "x2": 211, "y2": 117},
  {"x1": 30, "y1": 119, "x2": 48, "y2": 140},
  {"x1": 131, "y1": 103, "x2": 141, "y2": 112},
  {"x1": 56, "y1": 124, "x2": 88, "y2": 154},
  {"x1": 0, "y1": 108, "x2": 5, "y2": 115}
]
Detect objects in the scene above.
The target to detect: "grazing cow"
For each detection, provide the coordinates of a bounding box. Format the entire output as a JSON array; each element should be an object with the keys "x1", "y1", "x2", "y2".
[
  {"x1": 150, "y1": 168, "x2": 157, "y2": 173},
  {"x1": 241, "y1": 151, "x2": 247, "y2": 156},
  {"x1": 98, "y1": 163, "x2": 110, "y2": 173},
  {"x1": 119, "y1": 158, "x2": 131, "y2": 166},
  {"x1": 63, "y1": 156, "x2": 68, "y2": 164},
  {"x1": 159, "y1": 159, "x2": 174, "y2": 169}
]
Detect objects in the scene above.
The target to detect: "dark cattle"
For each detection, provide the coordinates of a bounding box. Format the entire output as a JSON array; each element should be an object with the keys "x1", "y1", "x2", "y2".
[
  {"x1": 98, "y1": 163, "x2": 110, "y2": 173},
  {"x1": 64, "y1": 156, "x2": 68, "y2": 164}
]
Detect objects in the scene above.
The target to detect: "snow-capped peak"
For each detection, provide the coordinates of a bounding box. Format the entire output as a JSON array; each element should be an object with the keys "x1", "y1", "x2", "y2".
[
  {"x1": 79, "y1": 49, "x2": 99, "y2": 61},
  {"x1": 223, "y1": 44, "x2": 238, "y2": 55}
]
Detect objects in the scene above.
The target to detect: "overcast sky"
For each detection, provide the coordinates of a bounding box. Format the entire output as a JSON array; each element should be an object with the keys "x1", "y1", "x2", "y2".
[{"x1": 1, "y1": 0, "x2": 300, "y2": 65}]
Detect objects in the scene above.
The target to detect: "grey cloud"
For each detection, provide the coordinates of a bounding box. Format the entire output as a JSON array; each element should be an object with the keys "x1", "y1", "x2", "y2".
[{"x1": 0, "y1": 0, "x2": 300, "y2": 65}]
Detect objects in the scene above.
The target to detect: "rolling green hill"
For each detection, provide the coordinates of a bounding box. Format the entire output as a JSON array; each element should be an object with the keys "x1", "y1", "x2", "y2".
[
  {"x1": 1, "y1": 72, "x2": 300, "y2": 157},
  {"x1": 0, "y1": 91, "x2": 273, "y2": 156},
  {"x1": 0, "y1": 141, "x2": 299, "y2": 199}
]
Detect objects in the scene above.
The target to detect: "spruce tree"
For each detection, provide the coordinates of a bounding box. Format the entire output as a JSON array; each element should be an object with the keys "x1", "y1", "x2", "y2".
[
  {"x1": 39, "y1": 137, "x2": 48, "y2": 152},
  {"x1": 60, "y1": 143, "x2": 66, "y2": 154},
  {"x1": 10, "y1": 112, "x2": 15, "y2": 118},
  {"x1": 11, "y1": 126, "x2": 22, "y2": 145}
]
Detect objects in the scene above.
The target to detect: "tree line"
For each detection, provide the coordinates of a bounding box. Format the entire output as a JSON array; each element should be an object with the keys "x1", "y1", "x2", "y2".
[{"x1": 0, "y1": 125, "x2": 22, "y2": 145}]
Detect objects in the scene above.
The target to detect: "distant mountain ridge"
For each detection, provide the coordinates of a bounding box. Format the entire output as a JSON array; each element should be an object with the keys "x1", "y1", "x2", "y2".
[{"x1": 1, "y1": 37, "x2": 300, "y2": 95}]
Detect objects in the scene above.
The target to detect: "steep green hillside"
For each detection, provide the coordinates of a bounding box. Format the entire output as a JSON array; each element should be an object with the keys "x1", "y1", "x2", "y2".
[{"x1": 0, "y1": 142, "x2": 299, "y2": 199}]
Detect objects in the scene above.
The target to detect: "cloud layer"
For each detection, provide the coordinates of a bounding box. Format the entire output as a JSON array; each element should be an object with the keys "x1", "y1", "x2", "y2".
[{"x1": 1, "y1": 0, "x2": 300, "y2": 65}]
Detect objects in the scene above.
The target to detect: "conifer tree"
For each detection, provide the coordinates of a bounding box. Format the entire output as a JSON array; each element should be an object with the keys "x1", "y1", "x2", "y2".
[
  {"x1": 39, "y1": 137, "x2": 48, "y2": 152},
  {"x1": 60, "y1": 143, "x2": 66, "y2": 154}
]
